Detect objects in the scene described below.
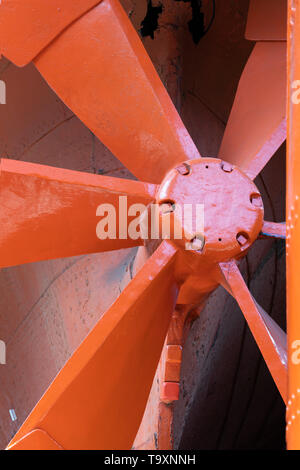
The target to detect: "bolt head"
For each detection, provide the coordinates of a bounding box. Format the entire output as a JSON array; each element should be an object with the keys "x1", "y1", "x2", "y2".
[
  {"x1": 186, "y1": 235, "x2": 205, "y2": 252},
  {"x1": 250, "y1": 194, "x2": 263, "y2": 207},
  {"x1": 160, "y1": 202, "x2": 175, "y2": 214},
  {"x1": 221, "y1": 161, "x2": 233, "y2": 172},
  {"x1": 176, "y1": 163, "x2": 191, "y2": 175},
  {"x1": 237, "y1": 233, "x2": 248, "y2": 246}
]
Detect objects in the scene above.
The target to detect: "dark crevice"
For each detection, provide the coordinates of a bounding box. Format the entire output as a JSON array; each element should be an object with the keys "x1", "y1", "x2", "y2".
[
  {"x1": 140, "y1": 1, "x2": 163, "y2": 39},
  {"x1": 175, "y1": 0, "x2": 215, "y2": 44},
  {"x1": 140, "y1": 0, "x2": 215, "y2": 44},
  {"x1": 215, "y1": 259, "x2": 250, "y2": 450}
]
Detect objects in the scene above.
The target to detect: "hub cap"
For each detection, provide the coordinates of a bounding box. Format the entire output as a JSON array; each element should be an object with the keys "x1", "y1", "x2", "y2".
[{"x1": 156, "y1": 158, "x2": 264, "y2": 264}]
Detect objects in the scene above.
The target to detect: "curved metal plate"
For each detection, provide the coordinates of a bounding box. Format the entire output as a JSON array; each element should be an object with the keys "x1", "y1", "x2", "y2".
[{"x1": 0, "y1": 0, "x2": 102, "y2": 66}]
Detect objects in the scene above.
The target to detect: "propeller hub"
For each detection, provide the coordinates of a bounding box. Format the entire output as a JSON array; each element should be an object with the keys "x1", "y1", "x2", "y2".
[{"x1": 156, "y1": 158, "x2": 264, "y2": 263}]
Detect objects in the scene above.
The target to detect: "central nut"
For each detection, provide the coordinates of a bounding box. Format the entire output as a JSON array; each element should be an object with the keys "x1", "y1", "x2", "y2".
[{"x1": 156, "y1": 158, "x2": 264, "y2": 263}]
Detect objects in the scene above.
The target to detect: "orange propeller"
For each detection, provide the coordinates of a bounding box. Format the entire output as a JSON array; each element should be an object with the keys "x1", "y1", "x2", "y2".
[
  {"x1": 0, "y1": 0, "x2": 290, "y2": 451},
  {"x1": 219, "y1": 0, "x2": 287, "y2": 181},
  {"x1": 0, "y1": 158, "x2": 157, "y2": 267},
  {"x1": 7, "y1": 241, "x2": 179, "y2": 449},
  {"x1": 218, "y1": 42, "x2": 286, "y2": 181},
  {"x1": 34, "y1": 0, "x2": 200, "y2": 184}
]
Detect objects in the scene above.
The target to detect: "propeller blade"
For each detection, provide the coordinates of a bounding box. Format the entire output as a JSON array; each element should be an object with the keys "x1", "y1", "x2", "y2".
[
  {"x1": 34, "y1": 0, "x2": 200, "y2": 184},
  {"x1": 7, "y1": 241, "x2": 179, "y2": 450},
  {"x1": 219, "y1": 260, "x2": 287, "y2": 402},
  {"x1": 260, "y1": 221, "x2": 286, "y2": 239},
  {"x1": 7, "y1": 430, "x2": 63, "y2": 450},
  {"x1": 0, "y1": 158, "x2": 157, "y2": 267},
  {"x1": 218, "y1": 41, "x2": 286, "y2": 180},
  {"x1": 245, "y1": 0, "x2": 287, "y2": 41},
  {"x1": 0, "y1": 0, "x2": 101, "y2": 67}
]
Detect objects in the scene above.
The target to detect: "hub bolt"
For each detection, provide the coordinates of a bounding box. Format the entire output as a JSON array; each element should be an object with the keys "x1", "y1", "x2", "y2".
[
  {"x1": 176, "y1": 163, "x2": 191, "y2": 175},
  {"x1": 159, "y1": 201, "x2": 175, "y2": 214},
  {"x1": 250, "y1": 194, "x2": 263, "y2": 207},
  {"x1": 221, "y1": 162, "x2": 233, "y2": 173},
  {"x1": 186, "y1": 235, "x2": 205, "y2": 252},
  {"x1": 236, "y1": 232, "x2": 249, "y2": 247}
]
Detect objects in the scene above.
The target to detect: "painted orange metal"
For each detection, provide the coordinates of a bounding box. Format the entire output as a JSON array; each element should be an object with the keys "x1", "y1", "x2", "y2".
[
  {"x1": 219, "y1": 42, "x2": 286, "y2": 180},
  {"x1": 157, "y1": 403, "x2": 174, "y2": 450},
  {"x1": 221, "y1": 0, "x2": 287, "y2": 180},
  {"x1": 6, "y1": 152, "x2": 288, "y2": 449},
  {"x1": 7, "y1": 241, "x2": 179, "y2": 450},
  {"x1": 260, "y1": 221, "x2": 286, "y2": 239},
  {"x1": 246, "y1": 0, "x2": 287, "y2": 41},
  {"x1": 286, "y1": 0, "x2": 300, "y2": 451},
  {"x1": 156, "y1": 158, "x2": 264, "y2": 262},
  {"x1": 164, "y1": 345, "x2": 182, "y2": 383},
  {"x1": 33, "y1": 0, "x2": 200, "y2": 183},
  {"x1": 134, "y1": 157, "x2": 287, "y2": 448},
  {"x1": 0, "y1": 0, "x2": 290, "y2": 450},
  {"x1": 8, "y1": 429, "x2": 63, "y2": 450},
  {"x1": 0, "y1": 0, "x2": 102, "y2": 66},
  {"x1": 134, "y1": 303, "x2": 200, "y2": 450},
  {"x1": 0, "y1": 158, "x2": 157, "y2": 266}
]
